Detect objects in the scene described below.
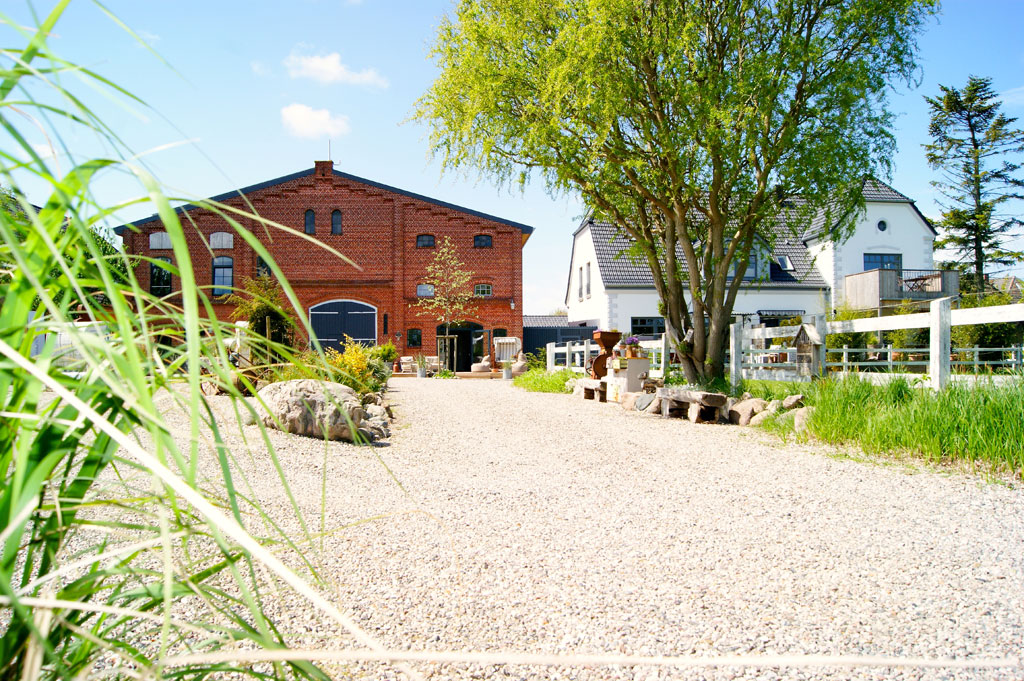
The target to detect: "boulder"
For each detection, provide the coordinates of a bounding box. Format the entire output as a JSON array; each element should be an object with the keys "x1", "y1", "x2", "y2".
[
  {"x1": 643, "y1": 396, "x2": 662, "y2": 414},
  {"x1": 365, "y1": 403, "x2": 388, "y2": 420},
  {"x1": 776, "y1": 409, "x2": 797, "y2": 427},
  {"x1": 635, "y1": 392, "x2": 656, "y2": 412},
  {"x1": 256, "y1": 379, "x2": 364, "y2": 441},
  {"x1": 749, "y1": 410, "x2": 773, "y2": 427},
  {"x1": 620, "y1": 392, "x2": 643, "y2": 411},
  {"x1": 728, "y1": 398, "x2": 768, "y2": 426},
  {"x1": 793, "y1": 406, "x2": 815, "y2": 434},
  {"x1": 765, "y1": 399, "x2": 782, "y2": 414},
  {"x1": 782, "y1": 394, "x2": 805, "y2": 410}
]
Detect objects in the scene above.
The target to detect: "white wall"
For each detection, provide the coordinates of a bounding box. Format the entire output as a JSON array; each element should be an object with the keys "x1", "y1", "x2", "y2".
[
  {"x1": 830, "y1": 202, "x2": 934, "y2": 306},
  {"x1": 565, "y1": 224, "x2": 609, "y2": 326},
  {"x1": 603, "y1": 286, "x2": 827, "y2": 333}
]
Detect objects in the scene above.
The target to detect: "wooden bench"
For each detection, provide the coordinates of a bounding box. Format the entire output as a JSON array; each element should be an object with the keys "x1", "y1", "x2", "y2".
[
  {"x1": 656, "y1": 387, "x2": 728, "y2": 423},
  {"x1": 577, "y1": 378, "x2": 608, "y2": 403}
]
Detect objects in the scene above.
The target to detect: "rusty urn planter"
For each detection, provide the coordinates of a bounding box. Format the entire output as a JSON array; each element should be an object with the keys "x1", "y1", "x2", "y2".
[{"x1": 591, "y1": 331, "x2": 621, "y2": 379}]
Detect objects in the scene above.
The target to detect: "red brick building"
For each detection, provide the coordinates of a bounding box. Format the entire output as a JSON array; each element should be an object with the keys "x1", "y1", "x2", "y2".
[{"x1": 116, "y1": 161, "x2": 533, "y2": 370}]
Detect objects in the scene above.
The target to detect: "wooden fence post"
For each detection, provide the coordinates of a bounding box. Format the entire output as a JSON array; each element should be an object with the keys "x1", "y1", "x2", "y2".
[
  {"x1": 729, "y1": 322, "x2": 743, "y2": 388},
  {"x1": 660, "y1": 332, "x2": 669, "y2": 377},
  {"x1": 546, "y1": 342, "x2": 555, "y2": 372},
  {"x1": 583, "y1": 339, "x2": 592, "y2": 372},
  {"x1": 843, "y1": 344, "x2": 849, "y2": 373},
  {"x1": 887, "y1": 344, "x2": 893, "y2": 373},
  {"x1": 929, "y1": 297, "x2": 951, "y2": 390},
  {"x1": 814, "y1": 315, "x2": 828, "y2": 376}
]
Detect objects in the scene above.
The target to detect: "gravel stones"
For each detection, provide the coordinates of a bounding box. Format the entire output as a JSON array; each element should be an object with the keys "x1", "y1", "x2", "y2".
[{"x1": 169, "y1": 380, "x2": 1023, "y2": 680}]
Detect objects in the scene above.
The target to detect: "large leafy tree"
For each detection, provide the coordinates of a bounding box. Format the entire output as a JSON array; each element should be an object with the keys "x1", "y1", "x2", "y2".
[
  {"x1": 416, "y1": 0, "x2": 936, "y2": 382},
  {"x1": 925, "y1": 76, "x2": 1024, "y2": 293}
]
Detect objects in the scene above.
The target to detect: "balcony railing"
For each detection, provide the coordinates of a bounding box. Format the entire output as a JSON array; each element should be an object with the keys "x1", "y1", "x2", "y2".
[{"x1": 844, "y1": 268, "x2": 960, "y2": 310}]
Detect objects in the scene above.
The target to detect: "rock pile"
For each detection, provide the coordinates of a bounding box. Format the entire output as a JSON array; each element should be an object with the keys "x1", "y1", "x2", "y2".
[
  {"x1": 255, "y1": 379, "x2": 394, "y2": 443},
  {"x1": 610, "y1": 388, "x2": 815, "y2": 432}
]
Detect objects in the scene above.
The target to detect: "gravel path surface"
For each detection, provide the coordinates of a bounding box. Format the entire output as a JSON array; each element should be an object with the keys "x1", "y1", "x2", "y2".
[{"x1": 194, "y1": 378, "x2": 1024, "y2": 680}]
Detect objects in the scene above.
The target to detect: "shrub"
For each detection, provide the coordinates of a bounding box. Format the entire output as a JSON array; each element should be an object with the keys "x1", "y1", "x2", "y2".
[
  {"x1": 275, "y1": 340, "x2": 390, "y2": 394},
  {"x1": 513, "y1": 368, "x2": 577, "y2": 393},
  {"x1": 369, "y1": 340, "x2": 399, "y2": 364}
]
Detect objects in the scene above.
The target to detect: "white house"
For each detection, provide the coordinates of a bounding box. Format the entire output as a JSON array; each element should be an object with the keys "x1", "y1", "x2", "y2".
[{"x1": 564, "y1": 178, "x2": 952, "y2": 335}]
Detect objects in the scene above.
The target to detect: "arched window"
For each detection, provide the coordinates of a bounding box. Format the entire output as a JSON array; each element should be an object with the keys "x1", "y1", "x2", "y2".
[
  {"x1": 149, "y1": 231, "x2": 172, "y2": 250},
  {"x1": 331, "y1": 209, "x2": 342, "y2": 235},
  {"x1": 473, "y1": 234, "x2": 493, "y2": 248},
  {"x1": 474, "y1": 283, "x2": 493, "y2": 297},
  {"x1": 304, "y1": 209, "x2": 315, "y2": 235},
  {"x1": 150, "y1": 257, "x2": 172, "y2": 296},
  {"x1": 209, "y1": 231, "x2": 233, "y2": 249},
  {"x1": 416, "y1": 234, "x2": 435, "y2": 248},
  {"x1": 212, "y1": 256, "x2": 233, "y2": 296}
]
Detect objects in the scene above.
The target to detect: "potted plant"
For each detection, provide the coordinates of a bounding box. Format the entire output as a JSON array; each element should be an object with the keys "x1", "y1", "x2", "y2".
[
  {"x1": 414, "y1": 353, "x2": 428, "y2": 378},
  {"x1": 624, "y1": 335, "x2": 642, "y2": 358},
  {"x1": 501, "y1": 358, "x2": 514, "y2": 380}
]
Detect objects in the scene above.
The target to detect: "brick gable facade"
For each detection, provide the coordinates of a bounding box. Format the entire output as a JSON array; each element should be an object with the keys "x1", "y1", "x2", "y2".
[{"x1": 118, "y1": 161, "x2": 530, "y2": 359}]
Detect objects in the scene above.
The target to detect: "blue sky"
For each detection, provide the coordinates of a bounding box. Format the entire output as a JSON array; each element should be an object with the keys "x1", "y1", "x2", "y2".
[{"x1": 6, "y1": 0, "x2": 1024, "y2": 313}]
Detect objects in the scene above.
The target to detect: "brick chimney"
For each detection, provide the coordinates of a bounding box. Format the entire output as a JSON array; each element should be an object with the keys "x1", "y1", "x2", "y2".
[{"x1": 314, "y1": 160, "x2": 333, "y2": 177}]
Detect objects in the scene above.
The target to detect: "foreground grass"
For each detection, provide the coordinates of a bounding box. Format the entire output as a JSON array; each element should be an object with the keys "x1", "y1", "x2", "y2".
[
  {"x1": 513, "y1": 368, "x2": 577, "y2": 393},
  {"x1": 749, "y1": 376, "x2": 1024, "y2": 476}
]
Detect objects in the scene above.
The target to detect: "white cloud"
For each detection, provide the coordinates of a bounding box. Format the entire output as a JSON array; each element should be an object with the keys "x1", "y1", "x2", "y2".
[
  {"x1": 1000, "y1": 85, "x2": 1024, "y2": 107},
  {"x1": 250, "y1": 60, "x2": 270, "y2": 77},
  {"x1": 280, "y1": 103, "x2": 351, "y2": 139},
  {"x1": 283, "y1": 51, "x2": 388, "y2": 88},
  {"x1": 138, "y1": 30, "x2": 161, "y2": 45}
]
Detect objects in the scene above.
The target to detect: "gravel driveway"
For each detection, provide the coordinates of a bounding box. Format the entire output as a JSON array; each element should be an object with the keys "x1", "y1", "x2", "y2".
[{"x1": 197, "y1": 378, "x2": 1024, "y2": 680}]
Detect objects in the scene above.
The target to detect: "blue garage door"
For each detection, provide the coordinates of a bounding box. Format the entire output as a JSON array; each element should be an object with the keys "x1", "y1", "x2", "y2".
[{"x1": 309, "y1": 300, "x2": 377, "y2": 352}]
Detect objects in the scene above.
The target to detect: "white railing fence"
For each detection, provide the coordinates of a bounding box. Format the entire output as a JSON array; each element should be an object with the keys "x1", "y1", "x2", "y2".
[
  {"x1": 730, "y1": 298, "x2": 1024, "y2": 389},
  {"x1": 547, "y1": 335, "x2": 673, "y2": 378}
]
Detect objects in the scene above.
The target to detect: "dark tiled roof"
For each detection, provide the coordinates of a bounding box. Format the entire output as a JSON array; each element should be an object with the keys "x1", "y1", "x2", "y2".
[
  {"x1": 523, "y1": 314, "x2": 574, "y2": 327},
  {"x1": 586, "y1": 220, "x2": 827, "y2": 289},
  {"x1": 114, "y1": 165, "x2": 535, "y2": 237},
  {"x1": 803, "y1": 176, "x2": 934, "y2": 240}
]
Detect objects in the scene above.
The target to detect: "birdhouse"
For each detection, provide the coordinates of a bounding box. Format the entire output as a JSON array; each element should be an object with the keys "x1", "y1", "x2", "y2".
[{"x1": 794, "y1": 323, "x2": 823, "y2": 377}]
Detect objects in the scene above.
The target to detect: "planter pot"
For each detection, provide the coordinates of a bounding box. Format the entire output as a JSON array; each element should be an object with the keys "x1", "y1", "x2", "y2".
[
  {"x1": 502, "y1": 368, "x2": 513, "y2": 380},
  {"x1": 592, "y1": 330, "x2": 621, "y2": 353},
  {"x1": 416, "y1": 367, "x2": 427, "y2": 378}
]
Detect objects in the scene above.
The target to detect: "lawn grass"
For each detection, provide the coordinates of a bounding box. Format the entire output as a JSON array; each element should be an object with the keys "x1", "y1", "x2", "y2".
[
  {"x1": 748, "y1": 376, "x2": 1024, "y2": 476},
  {"x1": 512, "y1": 368, "x2": 577, "y2": 393}
]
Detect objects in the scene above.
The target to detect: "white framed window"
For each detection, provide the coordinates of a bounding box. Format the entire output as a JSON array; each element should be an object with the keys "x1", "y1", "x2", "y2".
[
  {"x1": 474, "y1": 283, "x2": 493, "y2": 297},
  {"x1": 149, "y1": 231, "x2": 172, "y2": 250},
  {"x1": 212, "y1": 256, "x2": 233, "y2": 296},
  {"x1": 209, "y1": 231, "x2": 233, "y2": 249},
  {"x1": 777, "y1": 255, "x2": 794, "y2": 271},
  {"x1": 416, "y1": 283, "x2": 434, "y2": 297}
]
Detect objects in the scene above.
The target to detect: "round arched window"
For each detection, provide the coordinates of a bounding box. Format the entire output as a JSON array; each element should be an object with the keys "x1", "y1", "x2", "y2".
[{"x1": 877, "y1": 220, "x2": 888, "y2": 232}]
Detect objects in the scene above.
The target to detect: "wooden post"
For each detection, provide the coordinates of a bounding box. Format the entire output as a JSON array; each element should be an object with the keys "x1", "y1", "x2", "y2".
[
  {"x1": 973, "y1": 346, "x2": 979, "y2": 374},
  {"x1": 887, "y1": 344, "x2": 893, "y2": 373},
  {"x1": 729, "y1": 322, "x2": 743, "y2": 388},
  {"x1": 929, "y1": 297, "x2": 951, "y2": 391},
  {"x1": 660, "y1": 332, "x2": 668, "y2": 377},
  {"x1": 583, "y1": 339, "x2": 592, "y2": 373},
  {"x1": 546, "y1": 342, "x2": 555, "y2": 372},
  {"x1": 843, "y1": 344, "x2": 849, "y2": 374},
  {"x1": 814, "y1": 315, "x2": 828, "y2": 376}
]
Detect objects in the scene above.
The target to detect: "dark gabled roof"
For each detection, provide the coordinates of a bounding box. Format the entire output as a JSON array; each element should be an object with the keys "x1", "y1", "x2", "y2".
[
  {"x1": 524, "y1": 314, "x2": 573, "y2": 328},
  {"x1": 584, "y1": 219, "x2": 827, "y2": 290},
  {"x1": 802, "y1": 176, "x2": 935, "y2": 241},
  {"x1": 114, "y1": 166, "x2": 535, "y2": 238}
]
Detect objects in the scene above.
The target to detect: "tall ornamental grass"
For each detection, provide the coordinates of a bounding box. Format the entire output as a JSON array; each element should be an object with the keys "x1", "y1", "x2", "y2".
[
  {"x1": 753, "y1": 376, "x2": 1024, "y2": 476},
  {"x1": 0, "y1": 5, "x2": 408, "y2": 680}
]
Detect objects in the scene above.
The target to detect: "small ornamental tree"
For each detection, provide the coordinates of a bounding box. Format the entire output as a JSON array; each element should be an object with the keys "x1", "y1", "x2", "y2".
[
  {"x1": 925, "y1": 76, "x2": 1024, "y2": 292},
  {"x1": 415, "y1": 236, "x2": 477, "y2": 364},
  {"x1": 227, "y1": 275, "x2": 294, "y2": 365}
]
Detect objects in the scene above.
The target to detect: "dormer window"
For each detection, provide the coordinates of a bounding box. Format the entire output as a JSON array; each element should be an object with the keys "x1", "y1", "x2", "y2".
[
  {"x1": 473, "y1": 234, "x2": 492, "y2": 248},
  {"x1": 304, "y1": 209, "x2": 315, "y2": 235},
  {"x1": 209, "y1": 232, "x2": 233, "y2": 249},
  {"x1": 777, "y1": 255, "x2": 794, "y2": 271},
  {"x1": 738, "y1": 252, "x2": 758, "y2": 280}
]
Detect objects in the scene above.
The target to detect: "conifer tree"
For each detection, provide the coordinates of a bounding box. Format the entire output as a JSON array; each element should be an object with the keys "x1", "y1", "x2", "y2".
[{"x1": 925, "y1": 76, "x2": 1024, "y2": 292}]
